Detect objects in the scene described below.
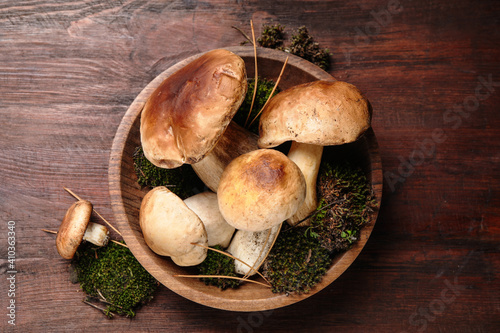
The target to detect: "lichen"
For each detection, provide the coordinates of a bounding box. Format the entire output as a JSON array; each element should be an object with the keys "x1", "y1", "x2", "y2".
[{"x1": 74, "y1": 242, "x2": 159, "y2": 318}]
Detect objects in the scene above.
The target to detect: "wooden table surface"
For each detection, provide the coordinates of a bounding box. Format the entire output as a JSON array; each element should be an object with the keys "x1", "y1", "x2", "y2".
[{"x1": 1, "y1": 1, "x2": 499, "y2": 332}]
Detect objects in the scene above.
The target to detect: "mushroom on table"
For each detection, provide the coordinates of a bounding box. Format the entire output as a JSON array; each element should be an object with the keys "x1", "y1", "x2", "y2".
[
  {"x1": 56, "y1": 200, "x2": 109, "y2": 259},
  {"x1": 258, "y1": 80, "x2": 372, "y2": 226}
]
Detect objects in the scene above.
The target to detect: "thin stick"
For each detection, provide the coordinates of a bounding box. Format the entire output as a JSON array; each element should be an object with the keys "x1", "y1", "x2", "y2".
[
  {"x1": 41, "y1": 229, "x2": 128, "y2": 248},
  {"x1": 190, "y1": 243, "x2": 270, "y2": 285},
  {"x1": 248, "y1": 56, "x2": 289, "y2": 128},
  {"x1": 244, "y1": 20, "x2": 259, "y2": 128},
  {"x1": 83, "y1": 299, "x2": 113, "y2": 317},
  {"x1": 231, "y1": 25, "x2": 253, "y2": 45},
  {"x1": 174, "y1": 274, "x2": 271, "y2": 288},
  {"x1": 63, "y1": 187, "x2": 122, "y2": 237}
]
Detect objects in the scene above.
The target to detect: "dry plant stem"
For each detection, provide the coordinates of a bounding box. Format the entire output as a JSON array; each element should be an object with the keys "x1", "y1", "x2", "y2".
[
  {"x1": 174, "y1": 274, "x2": 271, "y2": 288},
  {"x1": 248, "y1": 56, "x2": 289, "y2": 128},
  {"x1": 244, "y1": 19, "x2": 258, "y2": 128},
  {"x1": 83, "y1": 299, "x2": 113, "y2": 317},
  {"x1": 63, "y1": 187, "x2": 122, "y2": 237},
  {"x1": 41, "y1": 229, "x2": 128, "y2": 248},
  {"x1": 231, "y1": 26, "x2": 253, "y2": 45},
  {"x1": 190, "y1": 242, "x2": 270, "y2": 285}
]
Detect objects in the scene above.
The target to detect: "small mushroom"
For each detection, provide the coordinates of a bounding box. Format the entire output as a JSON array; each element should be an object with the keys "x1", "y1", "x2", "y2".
[
  {"x1": 139, "y1": 186, "x2": 208, "y2": 266},
  {"x1": 56, "y1": 200, "x2": 109, "y2": 259},
  {"x1": 217, "y1": 149, "x2": 306, "y2": 232},
  {"x1": 258, "y1": 80, "x2": 372, "y2": 226},
  {"x1": 183, "y1": 191, "x2": 235, "y2": 248},
  {"x1": 227, "y1": 224, "x2": 281, "y2": 276}
]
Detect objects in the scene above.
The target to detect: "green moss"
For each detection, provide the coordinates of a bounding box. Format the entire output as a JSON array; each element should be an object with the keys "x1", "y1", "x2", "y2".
[
  {"x1": 133, "y1": 146, "x2": 205, "y2": 199},
  {"x1": 253, "y1": 24, "x2": 331, "y2": 71},
  {"x1": 312, "y1": 160, "x2": 378, "y2": 252},
  {"x1": 74, "y1": 242, "x2": 159, "y2": 318},
  {"x1": 262, "y1": 227, "x2": 332, "y2": 294},
  {"x1": 232, "y1": 77, "x2": 277, "y2": 134},
  {"x1": 196, "y1": 245, "x2": 240, "y2": 290},
  {"x1": 262, "y1": 160, "x2": 377, "y2": 294},
  {"x1": 287, "y1": 26, "x2": 331, "y2": 71},
  {"x1": 257, "y1": 24, "x2": 285, "y2": 49}
]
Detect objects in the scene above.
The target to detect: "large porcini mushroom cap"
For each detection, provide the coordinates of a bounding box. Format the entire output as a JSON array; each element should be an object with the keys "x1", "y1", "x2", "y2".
[
  {"x1": 140, "y1": 49, "x2": 247, "y2": 169},
  {"x1": 139, "y1": 186, "x2": 208, "y2": 266},
  {"x1": 56, "y1": 200, "x2": 93, "y2": 259},
  {"x1": 258, "y1": 80, "x2": 372, "y2": 148},
  {"x1": 217, "y1": 149, "x2": 306, "y2": 232}
]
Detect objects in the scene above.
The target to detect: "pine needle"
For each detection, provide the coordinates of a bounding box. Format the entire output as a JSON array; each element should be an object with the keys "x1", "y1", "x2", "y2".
[
  {"x1": 244, "y1": 20, "x2": 259, "y2": 128},
  {"x1": 248, "y1": 56, "x2": 289, "y2": 128}
]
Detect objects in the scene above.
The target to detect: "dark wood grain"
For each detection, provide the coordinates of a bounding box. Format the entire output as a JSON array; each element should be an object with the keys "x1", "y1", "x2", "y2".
[{"x1": 1, "y1": 0, "x2": 499, "y2": 332}]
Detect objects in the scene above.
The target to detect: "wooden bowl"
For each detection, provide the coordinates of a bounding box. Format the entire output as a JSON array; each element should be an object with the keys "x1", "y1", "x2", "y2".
[{"x1": 108, "y1": 46, "x2": 383, "y2": 312}]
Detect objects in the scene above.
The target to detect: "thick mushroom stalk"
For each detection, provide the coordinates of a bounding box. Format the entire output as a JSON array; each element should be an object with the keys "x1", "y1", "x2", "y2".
[
  {"x1": 82, "y1": 222, "x2": 110, "y2": 247},
  {"x1": 183, "y1": 191, "x2": 235, "y2": 248},
  {"x1": 258, "y1": 80, "x2": 372, "y2": 227},
  {"x1": 286, "y1": 142, "x2": 324, "y2": 226},
  {"x1": 191, "y1": 121, "x2": 259, "y2": 192},
  {"x1": 227, "y1": 224, "x2": 281, "y2": 276}
]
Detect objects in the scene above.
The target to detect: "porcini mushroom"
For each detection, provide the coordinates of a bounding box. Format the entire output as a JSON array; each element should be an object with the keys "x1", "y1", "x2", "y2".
[
  {"x1": 140, "y1": 49, "x2": 257, "y2": 192},
  {"x1": 56, "y1": 200, "x2": 109, "y2": 259},
  {"x1": 183, "y1": 191, "x2": 235, "y2": 248},
  {"x1": 258, "y1": 80, "x2": 372, "y2": 226},
  {"x1": 139, "y1": 186, "x2": 208, "y2": 266},
  {"x1": 227, "y1": 224, "x2": 281, "y2": 276},
  {"x1": 217, "y1": 149, "x2": 306, "y2": 232}
]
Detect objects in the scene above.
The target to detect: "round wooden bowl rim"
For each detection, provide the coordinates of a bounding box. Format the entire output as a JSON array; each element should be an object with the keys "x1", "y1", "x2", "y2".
[{"x1": 109, "y1": 46, "x2": 383, "y2": 312}]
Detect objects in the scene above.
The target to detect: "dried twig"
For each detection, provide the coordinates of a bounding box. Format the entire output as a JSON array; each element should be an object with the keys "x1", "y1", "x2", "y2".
[
  {"x1": 64, "y1": 187, "x2": 122, "y2": 237},
  {"x1": 248, "y1": 56, "x2": 289, "y2": 128},
  {"x1": 190, "y1": 243, "x2": 270, "y2": 285},
  {"x1": 174, "y1": 274, "x2": 271, "y2": 288},
  {"x1": 244, "y1": 20, "x2": 259, "y2": 128}
]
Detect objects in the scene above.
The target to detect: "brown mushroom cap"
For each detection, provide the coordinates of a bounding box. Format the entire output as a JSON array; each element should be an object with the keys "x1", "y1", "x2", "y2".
[
  {"x1": 140, "y1": 49, "x2": 247, "y2": 169},
  {"x1": 258, "y1": 80, "x2": 372, "y2": 148},
  {"x1": 139, "y1": 186, "x2": 208, "y2": 266},
  {"x1": 56, "y1": 200, "x2": 92, "y2": 259},
  {"x1": 217, "y1": 149, "x2": 306, "y2": 232}
]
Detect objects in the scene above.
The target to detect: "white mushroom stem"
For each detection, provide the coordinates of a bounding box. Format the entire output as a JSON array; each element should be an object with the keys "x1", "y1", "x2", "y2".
[
  {"x1": 227, "y1": 224, "x2": 281, "y2": 277},
  {"x1": 82, "y1": 222, "x2": 110, "y2": 247},
  {"x1": 191, "y1": 121, "x2": 259, "y2": 192},
  {"x1": 183, "y1": 192, "x2": 235, "y2": 248},
  {"x1": 286, "y1": 141, "x2": 324, "y2": 226}
]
